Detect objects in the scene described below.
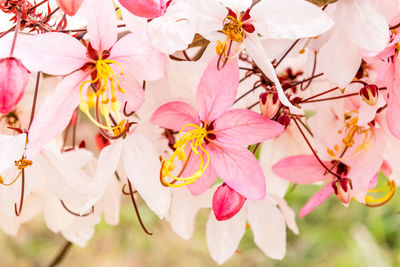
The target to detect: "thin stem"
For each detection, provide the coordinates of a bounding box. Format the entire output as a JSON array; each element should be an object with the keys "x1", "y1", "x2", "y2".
[
  {"x1": 0, "y1": 25, "x2": 16, "y2": 39},
  {"x1": 297, "y1": 117, "x2": 314, "y2": 137},
  {"x1": 60, "y1": 200, "x2": 94, "y2": 217},
  {"x1": 239, "y1": 73, "x2": 253, "y2": 83},
  {"x1": 283, "y1": 73, "x2": 324, "y2": 91},
  {"x1": 182, "y1": 50, "x2": 192, "y2": 61},
  {"x1": 233, "y1": 84, "x2": 262, "y2": 104},
  {"x1": 127, "y1": 180, "x2": 153, "y2": 235},
  {"x1": 293, "y1": 118, "x2": 341, "y2": 179},
  {"x1": 14, "y1": 169, "x2": 25, "y2": 216},
  {"x1": 300, "y1": 51, "x2": 317, "y2": 91},
  {"x1": 28, "y1": 72, "x2": 41, "y2": 130},
  {"x1": 47, "y1": 241, "x2": 72, "y2": 267},
  {"x1": 9, "y1": 12, "x2": 22, "y2": 57},
  {"x1": 274, "y1": 39, "x2": 300, "y2": 69},
  {"x1": 301, "y1": 92, "x2": 359, "y2": 103},
  {"x1": 28, "y1": 0, "x2": 49, "y2": 13},
  {"x1": 252, "y1": 143, "x2": 260, "y2": 154},
  {"x1": 301, "y1": 87, "x2": 339, "y2": 102}
]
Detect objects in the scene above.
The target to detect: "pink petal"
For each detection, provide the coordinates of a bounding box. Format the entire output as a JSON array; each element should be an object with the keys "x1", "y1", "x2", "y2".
[
  {"x1": 386, "y1": 57, "x2": 400, "y2": 140},
  {"x1": 299, "y1": 182, "x2": 334, "y2": 218},
  {"x1": 214, "y1": 109, "x2": 284, "y2": 145},
  {"x1": 0, "y1": 58, "x2": 29, "y2": 114},
  {"x1": 207, "y1": 142, "x2": 266, "y2": 200},
  {"x1": 26, "y1": 71, "x2": 88, "y2": 158},
  {"x1": 183, "y1": 148, "x2": 218, "y2": 196},
  {"x1": 197, "y1": 56, "x2": 239, "y2": 123},
  {"x1": 212, "y1": 183, "x2": 246, "y2": 221},
  {"x1": 118, "y1": 0, "x2": 167, "y2": 18},
  {"x1": 111, "y1": 32, "x2": 166, "y2": 81},
  {"x1": 272, "y1": 155, "x2": 332, "y2": 184},
  {"x1": 56, "y1": 0, "x2": 84, "y2": 16},
  {"x1": 81, "y1": 0, "x2": 118, "y2": 51},
  {"x1": 151, "y1": 101, "x2": 200, "y2": 131},
  {"x1": 114, "y1": 70, "x2": 145, "y2": 112},
  {"x1": 14, "y1": 33, "x2": 87, "y2": 75}
]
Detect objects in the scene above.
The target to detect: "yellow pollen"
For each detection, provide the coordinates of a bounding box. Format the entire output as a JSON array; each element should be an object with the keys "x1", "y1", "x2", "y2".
[
  {"x1": 79, "y1": 56, "x2": 126, "y2": 136},
  {"x1": 365, "y1": 179, "x2": 396, "y2": 207},
  {"x1": 327, "y1": 111, "x2": 372, "y2": 160},
  {"x1": 222, "y1": 15, "x2": 245, "y2": 43},
  {"x1": 160, "y1": 123, "x2": 211, "y2": 187}
]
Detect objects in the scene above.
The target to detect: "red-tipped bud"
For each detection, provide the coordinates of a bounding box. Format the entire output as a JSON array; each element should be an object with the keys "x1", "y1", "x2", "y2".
[
  {"x1": 118, "y1": 0, "x2": 167, "y2": 18},
  {"x1": 359, "y1": 84, "x2": 379, "y2": 106},
  {"x1": 56, "y1": 0, "x2": 84, "y2": 16},
  {"x1": 332, "y1": 178, "x2": 353, "y2": 204},
  {"x1": 0, "y1": 57, "x2": 29, "y2": 114},
  {"x1": 212, "y1": 183, "x2": 246, "y2": 221},
  {"x1": 259, "y1": 91, "x2": 280, "y2": 119},
  {"x1": 277, "y1": 109, "x2": 291, "y2": 128}
]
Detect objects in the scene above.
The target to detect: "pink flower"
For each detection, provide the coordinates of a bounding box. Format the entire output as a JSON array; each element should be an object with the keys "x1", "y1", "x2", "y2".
[
  {"x1": 118, "y1": 0, "x2": 168, "y2": 18},
  {"x1": 56, "y1": 0, "x2": 84, "y2": 16},
  {"x1": 0, "y1": 57, "x2": 29, "y2": 114},
  {"x1": 151, "y1": 56, "x2": 284, "y2": 200},
  {"x1": 12, "y1": 0, "x2": 165, "y2": 158}
]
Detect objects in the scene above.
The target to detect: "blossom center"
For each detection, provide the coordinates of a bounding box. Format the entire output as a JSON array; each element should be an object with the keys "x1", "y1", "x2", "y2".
[
  {"x1": 160, "y1": 123, "x2": 211, "y2": 187},
  {"x1": 79, "y1": 46, "x2": 127, "y2": 136}
]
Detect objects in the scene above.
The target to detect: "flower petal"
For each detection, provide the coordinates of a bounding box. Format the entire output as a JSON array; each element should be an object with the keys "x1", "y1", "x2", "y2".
[
  {"x1": 111, "y1": 32, "x2": 166, "y2": 81},
  {"x1": 121, "y1": 134, "x2": 171, "y2": 218},
  {"x1": 244, "y1": 35, "x2": 303, "y2": 114},
  {"x1": 251, "y1": 0, "x2": 333, "y2": 39},
  {"x1": 299, "y1": 182, "x2": 334, "y2": 217},
  {"x1": 272, "y1": 155, "x2": 332, "y2": 184},
  {"x1": 247, "y1": 199, "x2": 286, "y2": 259},
  {"x1": 339, "y1": 0, "x2": 388, "y2": 52},
  {"x1": 386, "y1": 58, "x2": 400, "y2": 140},
  {"x1": 197, "y1": 56, "x2": 239, "y2": 122},
  {"x1": 115, "y1": 71, "x2": 145, "y2": 112},
  {"x1": 118, "y1": 0, "x2": 166, "y2": 18},
  {"x1": 81, "y1": 0, "x2": 118, "y2": 51},
  {"x1": 56, "y1": 0, "x2": 84, "y2": 16},
  {"x1": 206, "y1": 210, "x2": 246, "y2": 265},
  {"x1": 0, "y1": 133, "x2": 26, "y2": 173},
  {"x1": 26, "y1": 71, "x2": 88, "y2": 158},
  {"x1": 214, "y1": 109, "x2": 284, "y2": 145},
  {"x1": 13, "y1": 33, "x2": 87, "y2": 75},
  {"x1": 208, "y1": 143, "x2": 266, "y2": 200},
  {"x1": 151, "y1": 101, "x2": 200, "y2": 131}
]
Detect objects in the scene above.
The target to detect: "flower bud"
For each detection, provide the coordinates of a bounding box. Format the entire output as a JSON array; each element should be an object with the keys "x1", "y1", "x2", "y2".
[
  {"x1": 212, "y1": 183, "x2": 246, "y2": 221},
  {"x1": 56, "y1": 0, "x2": 84, "y2": 16},
  {"x1": 0, "y1": 57, "x2": 29, "y2": 114},
  {"x1": 359, "y1": 84, "x2": 378, "y2": 106},
  {"x1": 332, "y1": 178, "x2": 353, "y2": 204},
  {"x1": 259, "y1": 91, "x2": 280, "y2": 119},
  {"x1": 277, "y1": 110, "x2": 291, "y2": 128},
  {"x1": 118, "y1": 0, "x2": 167, "y2": 18}
]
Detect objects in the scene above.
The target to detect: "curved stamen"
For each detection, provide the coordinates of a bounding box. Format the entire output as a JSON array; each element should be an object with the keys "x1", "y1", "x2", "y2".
[
  {"x1": 365, "y1": 180, "x2": 396, "y2": 207},
  {"x1": 60, "y1": 200, "x2": 94, "y2": 217}
]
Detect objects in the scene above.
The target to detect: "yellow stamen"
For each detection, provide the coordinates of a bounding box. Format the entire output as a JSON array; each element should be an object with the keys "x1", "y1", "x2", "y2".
[
  {"x1": 222, "y1": 15, "x2": 245, "y2": 43},
  {"x1": 161, "y1": 123, "x2": 211, "y2": 187},
  {"x1": 365, "y1": 180, "x2": 396, "y2": 207},
  {"x1": 79, "y1": 56, "x2": 126, "y2": 136}
]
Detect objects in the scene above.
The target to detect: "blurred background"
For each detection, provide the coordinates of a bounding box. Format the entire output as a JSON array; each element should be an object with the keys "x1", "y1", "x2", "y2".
[{"x1": 1, "y1": 181, "x2": 400, "y2": 267}]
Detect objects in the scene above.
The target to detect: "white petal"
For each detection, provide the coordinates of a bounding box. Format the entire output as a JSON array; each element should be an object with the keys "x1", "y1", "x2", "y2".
[
  {"x1": 319, "y1": 30, "x2": 361, "y2": 88},
  {"x1": 169, "y1": 187, "x2": 214, "y2": 240},
  {"x1": 61, "y1": 214, "x2": 101, "y2": 247},
  {"x1": 43, "y1": 192, "x2": 75, "y2": 233},
  {"x1": 0, "y1": 133, "x2": 26, "y2": 173},
  {"x1": 247, "y1": 200, "x2": 286, "y2": 259},
  {"x1": 245, "y1": 35, "x2": 303, "y2": 114},
  {"x1": 121, "y1": 133, "x2": 171, "y2": 219},
  {"x1": 101, "y1": 177, "x2": 121, "y2": 225},
  {"x1": 88, "y1": 141, "x2": 123, "y2": 209},
  {"x1": 251, "y1": 0, "x2": 333, "y2": 39},
  {"x1": 272, "y1": 195, "x2": 299, "y2": 235},
  {"x1": 338, "y1": 0, "x2": 388, "y2": 52},
  {"x1": 220, "y1": 0, "x2": 251, "y2": 12},
  {"x1": 148, "y1": 2, "x2": 196, "y2": 54},
  {"x1": 206, "y1": 210, "x2": 246, "y2": 265}
]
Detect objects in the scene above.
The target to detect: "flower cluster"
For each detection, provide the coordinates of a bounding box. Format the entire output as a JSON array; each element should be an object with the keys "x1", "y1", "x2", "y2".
[{"x1": 0, "y1": 0, "x2": 400, "y2": 264}]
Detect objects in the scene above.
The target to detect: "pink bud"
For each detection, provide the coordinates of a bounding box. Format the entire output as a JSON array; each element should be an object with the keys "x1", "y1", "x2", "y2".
[
  {"x1": 118, "y1": 0, "x2": 167, "y2": 18},
  {"x1": 332, "y1": 178, "x2": 353, "y2": 204},
  {"x1": 56, "y1": 0, "x2": 84, "y2": 16},
  {"x1": 0, "y1": 57, "x2": 29, "y2": 114},
  {"x1": 212, "y1": 183, "x2": 246, "y2": 221},
  {"x1": 259, "y1": 91, "x2": 280, "y2": 119},
  {"x1": 359, "y1": 84, "x2": 379, "y2": 106}
]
